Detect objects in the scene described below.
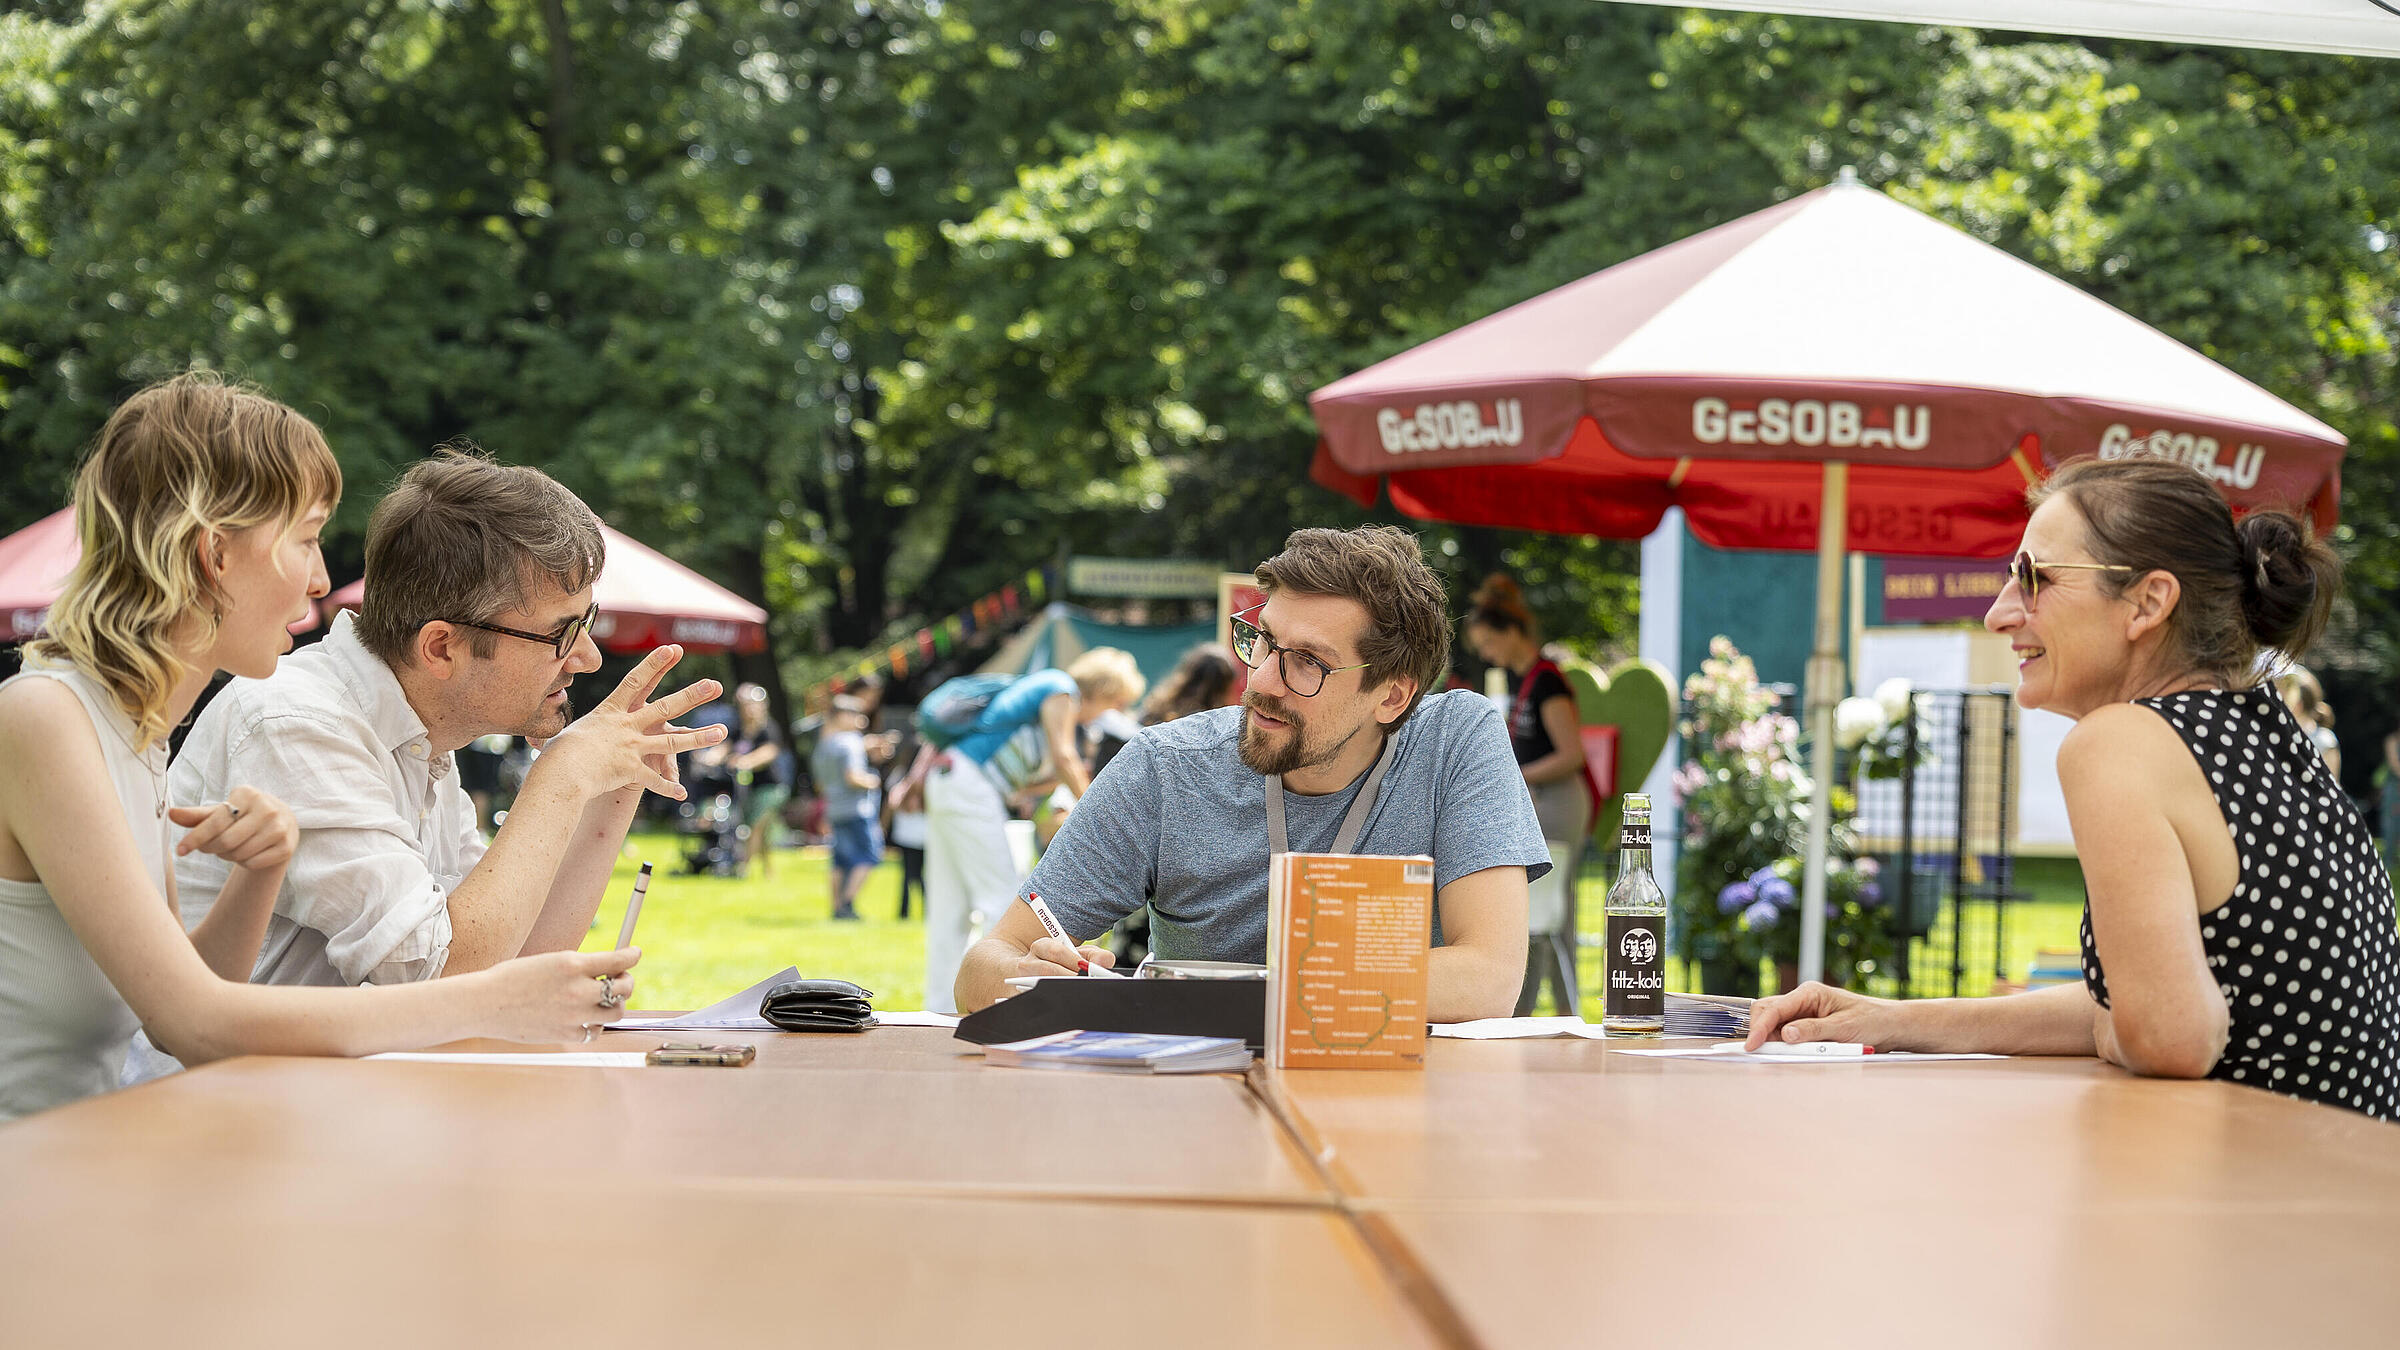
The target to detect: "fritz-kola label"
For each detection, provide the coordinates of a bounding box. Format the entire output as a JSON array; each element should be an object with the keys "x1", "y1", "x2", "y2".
[{"x1": 1604, "y1": 914, "x2": 1665, "y2": 1018}]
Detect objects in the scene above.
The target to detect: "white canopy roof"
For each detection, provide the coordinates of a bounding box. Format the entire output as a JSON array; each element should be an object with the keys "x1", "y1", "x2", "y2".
[{"x1": 1594, "y1": 1, "x2": 2400, "y2": 60}]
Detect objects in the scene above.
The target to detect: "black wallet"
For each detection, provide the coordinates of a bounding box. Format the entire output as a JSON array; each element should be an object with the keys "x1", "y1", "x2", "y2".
[{"x1": 759, "y1": 977, "x2": 876, "y2": 1032}]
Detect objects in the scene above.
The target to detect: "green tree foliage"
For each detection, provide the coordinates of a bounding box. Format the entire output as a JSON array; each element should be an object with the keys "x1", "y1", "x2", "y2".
[{"x1": 1, "y1": 3, "x2": 2393, "y2": 705}]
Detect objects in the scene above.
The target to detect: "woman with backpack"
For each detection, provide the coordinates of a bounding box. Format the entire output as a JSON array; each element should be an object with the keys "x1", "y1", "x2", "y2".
[{"x1": 914, "y1": 650, "x2": 1142, "y2": 1014}]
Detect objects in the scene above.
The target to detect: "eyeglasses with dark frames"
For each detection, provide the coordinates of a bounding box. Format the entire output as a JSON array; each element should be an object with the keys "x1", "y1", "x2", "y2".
[
  {"x1": 2009, "y1": 550, "x2": 2135, "y2": 608},
  {"x1": 1229, "y1": 604, "x2": 1370, "y2": 698},
  {"x1": 446, "y1": 602, "x2": 600, "y2": 658}
]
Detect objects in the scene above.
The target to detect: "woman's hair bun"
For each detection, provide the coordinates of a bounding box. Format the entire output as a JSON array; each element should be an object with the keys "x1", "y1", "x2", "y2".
[{"x1": 2235, "y1": 509, "x2": 2339, "y2": 657}]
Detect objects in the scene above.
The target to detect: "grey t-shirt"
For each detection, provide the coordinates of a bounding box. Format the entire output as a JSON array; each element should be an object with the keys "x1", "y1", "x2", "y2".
[
  {"x1": 1025, "y1": 689, "x2": 1551, "y2": 963},
  {"x1": 810, "y1": 730, "x2": 879, "y2": 821}
]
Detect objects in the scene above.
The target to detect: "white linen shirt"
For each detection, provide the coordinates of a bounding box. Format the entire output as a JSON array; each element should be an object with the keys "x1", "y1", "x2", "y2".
[{"x1": 169, "y1": 612, "x2": 484, "y2": 986}]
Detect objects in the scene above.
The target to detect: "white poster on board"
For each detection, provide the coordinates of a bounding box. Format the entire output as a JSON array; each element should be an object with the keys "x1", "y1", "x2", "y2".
[{"x1": 1852, "y1": 630, "x2": 2074, "y2": 854}]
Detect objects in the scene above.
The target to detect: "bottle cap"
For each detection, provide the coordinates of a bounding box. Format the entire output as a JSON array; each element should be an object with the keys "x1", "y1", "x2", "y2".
[{"x1": 1623, "y1": 792, "x2": 1650, "y2": 814}]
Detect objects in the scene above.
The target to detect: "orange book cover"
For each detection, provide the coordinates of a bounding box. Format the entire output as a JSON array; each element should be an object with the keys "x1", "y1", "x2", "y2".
[{"x1": 1265, "y1": 852, "x2": 1434, "y2": 1070}]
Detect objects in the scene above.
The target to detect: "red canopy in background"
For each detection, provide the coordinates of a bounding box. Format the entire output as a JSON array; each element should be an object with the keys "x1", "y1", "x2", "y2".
[
  {"x1": 0, "y1": 509, "x2": 80, "y2": 641},
  {"x1": 325, "y1": 523, "x2": 768, "y2": 656},
  {"x1": 2, "y1": 508, "x2": 320, "y2": 641},
  {"x1": 1309, "y1": 173, "x2": 2346, "y2": 556}
]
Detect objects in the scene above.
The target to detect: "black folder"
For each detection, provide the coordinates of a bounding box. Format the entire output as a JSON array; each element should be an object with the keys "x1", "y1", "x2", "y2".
[{"x1": 953, "y1": 977, "x2": 1266, "y2": 1051}]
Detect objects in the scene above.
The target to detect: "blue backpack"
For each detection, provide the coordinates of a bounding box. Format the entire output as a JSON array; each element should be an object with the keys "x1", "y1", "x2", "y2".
[{"x1": 913, "y1": 673, "x2": 1016, "y2": 748}]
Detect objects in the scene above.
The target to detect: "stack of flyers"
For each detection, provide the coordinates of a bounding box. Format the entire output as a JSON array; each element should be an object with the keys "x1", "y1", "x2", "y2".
[
  {"x1": 980, "y1": 1030, "x2": 1254, "y2": 1074},
  {"x1": 1663, "y1": 992, "x2": 1753, "y2": 1038}
]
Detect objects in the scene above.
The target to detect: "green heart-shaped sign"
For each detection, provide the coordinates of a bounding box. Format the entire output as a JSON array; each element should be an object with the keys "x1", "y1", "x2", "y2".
[{"x1": 1563, "y1": 658, "x2": 1676, "y2": 846}]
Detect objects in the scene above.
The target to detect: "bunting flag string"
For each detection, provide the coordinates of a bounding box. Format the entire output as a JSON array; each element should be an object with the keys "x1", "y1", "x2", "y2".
[{"x1": 805, "y1": 565, "x2": 1057, "y2": 709}]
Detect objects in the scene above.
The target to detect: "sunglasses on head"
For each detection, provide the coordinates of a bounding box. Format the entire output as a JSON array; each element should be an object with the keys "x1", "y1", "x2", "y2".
[{"x1": 2009, "y1": 551, "x2": 2134, "y2": 607}]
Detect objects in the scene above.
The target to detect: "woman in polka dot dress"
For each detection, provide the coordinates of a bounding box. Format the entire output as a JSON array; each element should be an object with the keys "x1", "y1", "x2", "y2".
[{"x1": 1747, "y1": 457, "x2": 2399, "y2": 1122}]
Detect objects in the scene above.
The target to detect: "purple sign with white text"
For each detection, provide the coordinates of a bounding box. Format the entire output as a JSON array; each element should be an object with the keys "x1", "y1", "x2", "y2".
[{"x1": 1880, "y1": 557, "x2": 2010, "y2": 624}]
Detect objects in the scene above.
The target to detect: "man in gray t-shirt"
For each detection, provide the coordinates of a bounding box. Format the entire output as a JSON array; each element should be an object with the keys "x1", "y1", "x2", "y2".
[{"x1": 954, "y1": 525, "x2": 1549, "y2": 1023}]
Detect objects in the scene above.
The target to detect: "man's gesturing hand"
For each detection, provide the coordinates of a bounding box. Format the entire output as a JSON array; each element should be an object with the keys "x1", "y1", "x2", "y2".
[{"x1": 533, "y1": 645, "x2": 727, "y2": 802}]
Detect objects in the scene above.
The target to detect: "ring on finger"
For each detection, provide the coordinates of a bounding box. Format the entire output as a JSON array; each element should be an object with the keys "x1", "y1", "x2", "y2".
[
  {"x1": 226, "y1": 804, "x2": 243, "y2": 821},
  {"x1": 597, "y1": 974, "x2": 624, "y2": 1009},
  {"x1": 581, "y1": 1023, "x2": 598, "y2": 1044}
]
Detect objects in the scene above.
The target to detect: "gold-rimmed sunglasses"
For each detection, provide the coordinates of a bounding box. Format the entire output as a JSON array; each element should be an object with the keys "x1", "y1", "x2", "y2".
[
  {"x1": 2009, "y1": 551, "x2": 2134, "y2": 607},
  {"x1": 447, "y1": 602, "x2": 600, "y2": 658}
]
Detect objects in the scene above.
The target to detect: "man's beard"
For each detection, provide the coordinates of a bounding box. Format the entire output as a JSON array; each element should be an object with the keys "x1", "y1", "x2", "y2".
[{"x1": 1237, "y1": 694, "x2": 1312, "y2": 775}]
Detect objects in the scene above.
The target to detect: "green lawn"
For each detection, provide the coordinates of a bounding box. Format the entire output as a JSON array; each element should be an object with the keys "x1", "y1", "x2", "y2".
[
  {"x1": 590, "y1": 831, "x2": 938, "y2": 1013},
  {"x1": 589, "y1": 831, "x2": 2101, "y2": 1014}
]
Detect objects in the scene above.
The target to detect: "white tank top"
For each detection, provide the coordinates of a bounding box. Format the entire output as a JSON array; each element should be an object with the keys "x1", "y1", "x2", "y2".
[{"x1": 0, "y1": 662, "x2": 172, "y2": 1121}]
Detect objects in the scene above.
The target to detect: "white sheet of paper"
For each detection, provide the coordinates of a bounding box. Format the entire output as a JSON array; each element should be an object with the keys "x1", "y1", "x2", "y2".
[
  {"x1": 366, "y1": 1052, "x2": 648, "y2": 1068},
  {"x1": 872, "y1": 1011, "x2": 962, "y2": 1028},
  {"x1": 603, "y1": 966, "x2": 799, "y2": 1032},
  {"x1": 1431, "y1": 1016, "x2": 1611, "y2": 1041},
  {"x1": 1613, "y1": 1045, "x2": 2006, "y2": 1062}
]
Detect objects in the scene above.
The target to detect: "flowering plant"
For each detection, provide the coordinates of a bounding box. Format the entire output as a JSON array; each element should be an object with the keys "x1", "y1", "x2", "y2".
[
  {"x1": 1833, "y1": 677, "x2": 1924, "y2": 782},
  {"x1": 1713, "y1": 853, "x2": 1893, "y2": 988},
  {"x1": 1672, "y1": 638, "x2": 1894, "y2": 991}
]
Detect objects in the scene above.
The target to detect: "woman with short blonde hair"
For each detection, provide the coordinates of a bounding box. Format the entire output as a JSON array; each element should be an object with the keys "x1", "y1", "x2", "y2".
[
  {"x1": 0, "y1": 373, "x2": 644, "y2": 1121},
  {"x1": 1067, "y1": 646, "x2": 1147, "y2": 712}
]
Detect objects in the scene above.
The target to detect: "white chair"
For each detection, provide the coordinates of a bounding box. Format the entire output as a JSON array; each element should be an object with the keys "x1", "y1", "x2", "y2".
[{"x1": 1516, "y1": 841, "x2": 1582, "y2": 1016}]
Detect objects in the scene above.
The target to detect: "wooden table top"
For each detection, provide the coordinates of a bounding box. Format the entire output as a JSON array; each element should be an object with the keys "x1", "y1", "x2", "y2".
[
  {"x1": 1274, "y1": 1037, "x2": 2400, "y2": 1215},
  {"x1": 0, "y1": 1026, "x2": 1325, "y2": 1207},
  {"x1": 2, "y1": 1175, "x2": 1435, "y2": 1350},
  {"x1": 1273, "y1": 1036, "x2": 2400, "y2": 1349},
  {"x1": 7, "y1": 1024, "x2": 2396, "y2": 1349}
]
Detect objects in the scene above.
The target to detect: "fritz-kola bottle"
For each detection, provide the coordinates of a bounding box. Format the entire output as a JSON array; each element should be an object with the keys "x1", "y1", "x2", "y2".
[{"x1": 1602, "y1": 792, "x2": 1667, "y2": 1036}]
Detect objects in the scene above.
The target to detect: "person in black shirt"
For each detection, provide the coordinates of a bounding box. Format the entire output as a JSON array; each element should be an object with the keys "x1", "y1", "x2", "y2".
[
  {"x1": 695, "y1": 683, "x2": 793, "y2": 879},
  {"x1": 1464, "y1": 576, "x2": 1594, "y2": 851},
  {"x1": 1466, "y1": 575, "x2": 1598, "y2": 1017}
]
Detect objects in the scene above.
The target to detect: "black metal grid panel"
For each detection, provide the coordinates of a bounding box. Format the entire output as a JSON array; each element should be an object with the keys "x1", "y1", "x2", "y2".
[{"x1": 1849, "y1": 689, "x2": 2018, "y2": 999}]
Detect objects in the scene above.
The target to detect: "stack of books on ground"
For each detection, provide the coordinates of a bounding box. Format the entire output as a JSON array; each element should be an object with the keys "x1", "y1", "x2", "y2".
[
  {"x1": 1664, "y1": 993, "x2": 1752, "y2": 1038},
  {"x1": 979, "y1": 1030, "x2": 1254, "y2": 1074}
]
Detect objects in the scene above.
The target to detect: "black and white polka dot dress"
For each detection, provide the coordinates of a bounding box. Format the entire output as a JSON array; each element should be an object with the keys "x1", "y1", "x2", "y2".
[{"x1": 2080, "y1": 686, "x2": 2400, "y2": 1121}]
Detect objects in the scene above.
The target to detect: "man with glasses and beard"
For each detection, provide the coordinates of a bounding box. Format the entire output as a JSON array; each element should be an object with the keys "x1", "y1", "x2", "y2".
[
  {"x1": 953, "y1": 526, "x2": 1549, "y2": 1022},
  {"x1": 166, "y1": 449, "x2": 720, "y2": 991}
]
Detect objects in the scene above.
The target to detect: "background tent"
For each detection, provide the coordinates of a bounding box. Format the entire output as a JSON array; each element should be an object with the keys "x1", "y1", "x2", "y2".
[
  {"x1": 3, "y1": 508, "x2": 319, "y2": 641},
  {"x1": 325, "y1": 524, "x2": 766, "y2": 655},
  {"x1": 980, "y1": 602, "x2": 1217, "y2": 693}
]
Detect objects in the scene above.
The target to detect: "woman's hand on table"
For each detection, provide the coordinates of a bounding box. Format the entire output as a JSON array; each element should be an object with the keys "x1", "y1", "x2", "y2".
[
  {"x1": 482, "y1": 946, "x2": 641, "y2": 1042},
  {"x1": 1744, "y1": 981, "x2": 1910, "y2": 1052}
]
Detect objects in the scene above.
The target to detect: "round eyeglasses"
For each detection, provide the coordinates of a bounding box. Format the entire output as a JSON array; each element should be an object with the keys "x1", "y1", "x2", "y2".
[{"x1": 1229, "y1": 604, "x2": 1369, "y2": 698}]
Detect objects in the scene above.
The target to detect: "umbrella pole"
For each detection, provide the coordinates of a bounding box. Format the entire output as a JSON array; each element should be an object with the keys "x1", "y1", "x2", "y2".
[{"x1": 1798, "y1": 461, "x2": 1848, "y2": 988}]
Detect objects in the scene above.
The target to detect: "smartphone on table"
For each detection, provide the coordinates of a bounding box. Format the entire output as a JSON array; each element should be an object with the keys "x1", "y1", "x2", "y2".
[{"x1": 646, "y1": 1042, "x2": 757, "y2": 1067}]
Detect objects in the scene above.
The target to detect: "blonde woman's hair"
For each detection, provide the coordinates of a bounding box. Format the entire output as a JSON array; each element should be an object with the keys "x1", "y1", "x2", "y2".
[
  {"x1": 27, "y1": 372, "x2": 341, "y2": 750},
  {"x1": 1067, "y1": 647, "x2": 1146, "y2": 710}
]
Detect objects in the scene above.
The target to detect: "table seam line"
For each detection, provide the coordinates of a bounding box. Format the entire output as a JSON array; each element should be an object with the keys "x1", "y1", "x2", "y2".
[{"x1": 1244, "y1": 1064, "x2": 1489, "y2": 1350}]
